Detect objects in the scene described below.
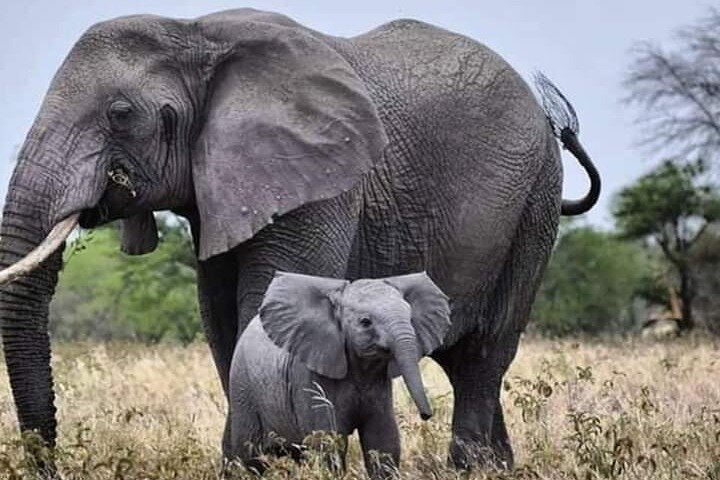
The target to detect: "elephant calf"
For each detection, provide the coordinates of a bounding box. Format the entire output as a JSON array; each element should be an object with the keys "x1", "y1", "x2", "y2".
[{"x1": 228, "y1": 271, "x2": 451, "y2": 478}]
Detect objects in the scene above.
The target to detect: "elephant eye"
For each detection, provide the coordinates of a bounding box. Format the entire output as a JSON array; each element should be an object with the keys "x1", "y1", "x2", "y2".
[
  {"x1": 107, "y1": 100, "x2": 134, "y2": 129},
  {"x1": 359, "y1": 317, "x2": 372, "y2": 328}
]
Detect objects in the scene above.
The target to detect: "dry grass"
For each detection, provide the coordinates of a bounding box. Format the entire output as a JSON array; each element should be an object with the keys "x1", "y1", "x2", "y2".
[{"x1": 1, "y1": 336, "x2": 719, "y2": 479}]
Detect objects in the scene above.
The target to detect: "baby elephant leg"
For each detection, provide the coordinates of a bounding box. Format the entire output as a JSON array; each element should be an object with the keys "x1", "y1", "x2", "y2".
[
  {"x1": 359, "y1": 414, "x2": 401, "y2": 480},
  {"x1": 307, "y1": 433, "x2": 348, "y2": 474},
  {"x1": 227, "y1": 407, "x2": 266, "y2": 475}
]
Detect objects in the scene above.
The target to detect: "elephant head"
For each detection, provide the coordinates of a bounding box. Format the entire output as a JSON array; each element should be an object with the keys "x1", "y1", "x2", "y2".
[
  {"x1": 0, "y1": 9, "x2": 386, "y2": 449},
  {"x1": 259, "y1": 271, "x2": 451, "y2": 420}
]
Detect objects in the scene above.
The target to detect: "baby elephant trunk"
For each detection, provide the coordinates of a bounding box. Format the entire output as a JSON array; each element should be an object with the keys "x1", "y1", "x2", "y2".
[{"x1": 390, "y1": 327, "x2": 433, "y2": 420}]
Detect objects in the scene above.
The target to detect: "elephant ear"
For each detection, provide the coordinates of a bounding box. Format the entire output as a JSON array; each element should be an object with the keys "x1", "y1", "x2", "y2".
[
  {"x1": 384, "y1": 272, "x2": 451, "y2": 356},
  {"x1": 192, "y1": 17, "x2": 387, "y2": 260},
  {"x1": 259, "y1": 271, "x2": 349, "y2": 379},
  {"x1": 120, "y1": 212, "x2": 158, "y2": 255}
]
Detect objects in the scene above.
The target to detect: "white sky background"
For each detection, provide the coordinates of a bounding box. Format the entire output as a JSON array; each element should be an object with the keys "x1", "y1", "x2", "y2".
[{"x1": 0, "y1": 0, "x2": 711, "y2": 227}]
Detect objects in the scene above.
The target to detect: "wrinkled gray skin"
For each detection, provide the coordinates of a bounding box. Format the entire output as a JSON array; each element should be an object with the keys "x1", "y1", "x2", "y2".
[
  {"x1": 229, "y1": 271, "x2": 450, "y2": 478},
  {"x1": 0, "y1": 8, "x2": 600, "y2": 473}
]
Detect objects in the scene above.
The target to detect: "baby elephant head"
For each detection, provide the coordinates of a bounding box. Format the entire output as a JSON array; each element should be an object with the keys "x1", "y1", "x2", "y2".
[{"x1": 258, "y1": 271, "x2": 451, "y2": 420}]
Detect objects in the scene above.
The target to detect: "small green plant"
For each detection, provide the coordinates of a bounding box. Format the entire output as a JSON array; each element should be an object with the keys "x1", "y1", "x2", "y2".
[
  {"x1": 565, "y1": 411, "x2": 635, "y2": 478},
  {"x1": 504, "y1": 368, "x2": 558, "y2": 423},
  {"x1": 64, "y1": 229, "x2": 95, "y2": 264}
]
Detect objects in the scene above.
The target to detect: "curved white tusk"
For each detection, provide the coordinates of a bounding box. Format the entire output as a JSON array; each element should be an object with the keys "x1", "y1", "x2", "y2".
[{"x1": 0, "y1": 213, "x2": 80, "y2": 286}]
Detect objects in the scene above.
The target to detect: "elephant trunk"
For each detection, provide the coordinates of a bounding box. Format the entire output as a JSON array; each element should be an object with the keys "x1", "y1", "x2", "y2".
[
  {"x1": 0, "y1": 209, "x2": 61, "y2": 451},
  {"x1": 0, "y1": 132, "x2": 80, "y2": 463},
  {"x1": 0, "y1": 215, "x2": 79, "y2": 285},
  {"x1": 390, "y1": 324, "x2": 433, "y2": 420}
]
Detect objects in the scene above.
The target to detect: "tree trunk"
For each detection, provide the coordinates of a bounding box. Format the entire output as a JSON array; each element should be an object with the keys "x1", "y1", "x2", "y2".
[{"x1": 678, "y1": 267, "x2": 695, "y2": 331}]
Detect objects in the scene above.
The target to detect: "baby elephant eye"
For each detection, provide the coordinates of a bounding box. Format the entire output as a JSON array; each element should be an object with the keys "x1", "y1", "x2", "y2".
[{"x1": 359, "y1": 317, "x2": 372, "y2": 328}]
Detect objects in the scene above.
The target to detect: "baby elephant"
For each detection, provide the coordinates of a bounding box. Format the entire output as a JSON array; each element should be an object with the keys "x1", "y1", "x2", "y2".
[{"x1": 228, "y1": 271, "x2": 451, "y2": 478}]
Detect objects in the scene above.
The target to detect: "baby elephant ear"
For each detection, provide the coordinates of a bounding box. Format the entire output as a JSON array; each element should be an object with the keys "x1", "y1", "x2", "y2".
[
  {"x1": 120, "y1": 212, "x2": 158, "y2": 255},
  {"x1": 259, "y1": 271, "x2": 349, "y2": 379},
  {"x1": 384, "y1": 272, "x2": 451, "y2": 356}
]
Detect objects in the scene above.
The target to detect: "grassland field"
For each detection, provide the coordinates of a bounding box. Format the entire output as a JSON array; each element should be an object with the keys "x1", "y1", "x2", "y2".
[{"x1": 1, "y1": 336, "x2": 719, "y2": 479}]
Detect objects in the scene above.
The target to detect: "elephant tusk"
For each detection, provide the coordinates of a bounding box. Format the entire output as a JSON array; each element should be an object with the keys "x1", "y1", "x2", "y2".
[{"x1": 0, "y1": 213, "x2": 80, "y2": 285}]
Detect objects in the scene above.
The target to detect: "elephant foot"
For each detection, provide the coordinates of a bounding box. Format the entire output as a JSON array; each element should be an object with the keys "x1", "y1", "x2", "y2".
[
  {"x1": 221, "y1": 454, "x2": 269, "y2": 478},
  {"x1": 449, "y1": 436, "x2": 512, "y2": 472},
  {"x1": 38, "y1": 463, "x2": 61, "y2": 480},
  {"x1": 242, "y1": 458, "x2": 269, "y2": 476},
  {"x1": 23, "y1": 441, "x2": 60, "y2": 480}
]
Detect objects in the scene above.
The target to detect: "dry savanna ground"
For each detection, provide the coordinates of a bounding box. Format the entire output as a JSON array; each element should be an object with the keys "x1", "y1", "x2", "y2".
[{"x1": 1, "y1": 336, "x2": 719, "y2": 479}]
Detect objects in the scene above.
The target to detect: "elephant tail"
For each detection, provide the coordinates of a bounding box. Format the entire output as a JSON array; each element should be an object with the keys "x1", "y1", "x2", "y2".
[{"x1": 534, "y1": 72, "x2": 601, "y2": 216}]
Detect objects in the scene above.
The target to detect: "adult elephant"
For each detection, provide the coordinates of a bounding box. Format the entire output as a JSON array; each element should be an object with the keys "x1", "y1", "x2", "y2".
[{"x1": 0, "y1": 8, "x2": 599, "y2": 472}]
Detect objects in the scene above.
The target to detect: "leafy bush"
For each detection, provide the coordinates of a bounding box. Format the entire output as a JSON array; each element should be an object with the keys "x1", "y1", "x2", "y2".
[
  {"x1": 532, "y1": 224, "x2": 655, "y2": 336},
  {"x1": 50, "y1": 214, "x2": 200, "y2": 344}
]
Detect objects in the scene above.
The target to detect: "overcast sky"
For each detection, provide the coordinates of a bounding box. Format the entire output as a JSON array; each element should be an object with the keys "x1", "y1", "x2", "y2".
[{"x1": 0, "y1": 0, "x2": 710, "y2": 226}]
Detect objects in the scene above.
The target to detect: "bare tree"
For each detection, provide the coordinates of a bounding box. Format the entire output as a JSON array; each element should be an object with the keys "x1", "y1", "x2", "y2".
[{"x1": 625, "y1": 8, "x2": 720, "y2": 164}]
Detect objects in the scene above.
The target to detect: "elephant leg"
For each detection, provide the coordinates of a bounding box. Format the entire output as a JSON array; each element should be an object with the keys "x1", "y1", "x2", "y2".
[
  {"x1": 436, "y1": 163, "x2": 560, "y2": 470},
  {"x1": 227, "y1": 407, "x2": 266, "y2": 475},
  {"x1": 435, "y1": 333, "x2": 506, "y2": 469},
  {"x1": 195, "y1": 254, "x2": 240, "y2": 455},
  {"x1": 491, "y1": 398, "x2": 513, "y2": 467},
  {"x1": 183, "y1": 208, "x2": 240, "y2": 399},
  {"x1": 196, "y1": 255, "x2": 240, "y2": 395},
  {"x1": 435, "y1": 327, "x2": 522, "y2": 469},
  {"x1": 359, "y1": 413, "x2": 401, "y2": 480},
  {"x1": 478, "y1": 156, "x2": 559, "y2": 469},
  {"x1": 320, "y1": 435, "x2": 348, "y2": 475}
]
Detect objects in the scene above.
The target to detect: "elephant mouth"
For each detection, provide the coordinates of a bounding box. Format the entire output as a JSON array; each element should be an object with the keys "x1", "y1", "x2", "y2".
[
  {"x1": 79, "y1": 194, "x2": 135, "y2": 228},
  {"x1": 356, "y1": 344, "x2": 391, "y2": 360},
  {"x1": 79, "y1": 168, "x2": 140, "y2": 228},
  {"x1": 79, "y1": 202, "x2": 112, "y2": 228}
]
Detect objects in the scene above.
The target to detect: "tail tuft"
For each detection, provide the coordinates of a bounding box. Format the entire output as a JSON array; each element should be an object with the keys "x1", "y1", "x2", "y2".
[
  {"x1": 534, "y1": 72, "x2": 579, "y2": 138},
  {"x1": 533, "y1": 72, "x2": 600, "y2": 216}
]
